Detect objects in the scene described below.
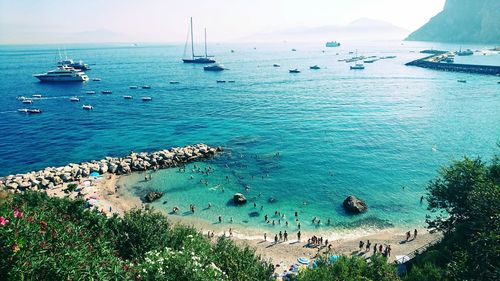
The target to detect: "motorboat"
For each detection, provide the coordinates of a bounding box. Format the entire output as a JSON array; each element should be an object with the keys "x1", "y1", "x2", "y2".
[
  {"x1": 32, "y1": 94, "x2": 42, "y2": 98},
  {"x1": 142, "y1": 97, "x2": 152, "y2": 101},
  {"x1": 129, "y1": 86, "x2": 138, "y2": 89},
  {"x1": 141, "y1": 85, "x2": 151, "y2": 89},
  {"x1": 28, "y1": 109, "x2": 42, "y2": 114},
  {"x1": 309, "y1": 65, "x2": 321, "y2": 70},
  {"x1": 22, "y1": 99, "x2": 33, "y2": 104},
  {"x1": 363, "y1": 58, "x2": 379, "y2": 63},
  {"x1": 289, "y1": 69, "x2": 301, "y2": 73},
  {"x1": 17, "y1": 96, "x2": 27, "y2": 101},
  {"x1": 69, "y1": 97, "x2": 80, "y2": 102},
  {"x1": 203, "y1": 63, "x2": 225, "y2": 71},
  {"x1": 228, "y1": 80, "x2": 235, "y2": 83},
  {"x1": 18, "y1": 108, "x2": 29, "y2": 113},
  {"x1": 123, "y1": 95, "x2": 133, "y2": 99},
  {"x1": 86, "y1": 90, "x2": 96, "y2": 95},
  {"x1": 273, "y1": 63, "x2": 281, "y2": 67},
  {"x1": 182, "y1": 18, "x2": 216, "y2": 64},
  {"x1": 82, "y1": 105, "x2": 93, "y2": 110},
  {"x1": 457, "y1": 79, "x2": 467, "y2": 83},
  {"x1": 216, "y1": 80, "x2": 226, "y2": 83},
  {"x1": 92, "y1": 78, "x2": 101, "y2": 81},
  {"x1": 33, "y1": 66, "x2": 89, "y2": 82},
  {"x1": 169, "y1": 81, "x2": 180, "y2": 84},
  {"x1": 350, "y1": 63, "x2": 365, "y2": 70},
  {"x1": 102, "y1": 90, "x2": 112, "y2": 94},
  {"x1": 457, "y1": 48, "x2": 473, "y2": 56},
  {"x1": 325, "y1": 41, "x2": 341, "y2": 47}
]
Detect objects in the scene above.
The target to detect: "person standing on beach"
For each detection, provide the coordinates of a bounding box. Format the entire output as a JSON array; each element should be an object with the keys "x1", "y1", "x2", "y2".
[
  {"x1": 284, "y1": 230, "x2": 288, "y2": 241},
  {"x1": 387, "y1": 245, "x2": 392, "y2": 257},
  {"x1": 379, "y1": 244, "x2": 383, "y2": 253},
  {"x1": 406, "y1": 231, "x2": 411, "y2": 241},
  {"x1": 373, "y1": 243, "x2": 377, "y2": 254},
  {"x1": 359, "y1": 241, "x2": 364, "y2": 251},
  {"x1": 366, "y1": 240, "x2": 371, "y2": 252},
  {"x1": 297, "y1": 231, "x2": 301, "y2": 241},
  {"x1": 274, "y1": 234, "x2": 278, "y2": 244},
  {"x1": 264, "y1": 233, "x2": 267, "y2": 241},
  {"x1": 414, "y1": 229, "x2": 418, "y2": 239},
  {"x1": 218, "y1": 215, "x2": 222, "y2": 223},
  {"x1": 279, "y1": 231, "x2": 283, "y2": 241}
]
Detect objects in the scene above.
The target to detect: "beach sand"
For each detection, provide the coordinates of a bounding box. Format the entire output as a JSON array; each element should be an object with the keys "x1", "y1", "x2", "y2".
[{"x1": 45, "y1": 173, "x2": 441, "y2": 274}]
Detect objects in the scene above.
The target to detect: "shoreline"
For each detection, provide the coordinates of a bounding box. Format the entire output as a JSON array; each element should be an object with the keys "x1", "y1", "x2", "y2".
[{"x1": 43, "y1": 172, "x2": 440, "y2": 270}]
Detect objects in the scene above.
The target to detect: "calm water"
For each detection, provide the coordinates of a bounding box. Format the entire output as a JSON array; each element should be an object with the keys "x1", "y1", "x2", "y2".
[{"x1": 0, "y1": 41, "x2": 499, "y2": 234}]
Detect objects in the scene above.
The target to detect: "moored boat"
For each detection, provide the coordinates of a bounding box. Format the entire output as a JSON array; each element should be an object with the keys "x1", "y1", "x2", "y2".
[
  {"x1": 32, "y1": 94, "x2": 42, "y2": 98},
  {"x1": 142, "y1": 97, "x2": 152, "y2": 101},
  {"x1": 82, "y1": 105, "x2": 93, "y2": 110},
  {"x1": 204, "y1": 63, "x2": 225, "y2": 71},
  {"x1": 123, "y1": 95, "x2": 133, "y2": 99},
  {"x1": 102, "y1": 90, "x2": 112, "y2": 94},
  {"x1": 289, "y1": 69, "x2": 301, "y2": 73},
  {"x1": 309, "y1": 65, "x2": 321, "y2": 70},
  {"x1": 325, "y1": 41, "x2": 341, "y2": 47},
  {"x1": 33, "y1": 66, "x2": 89, "y2": 82},
  {"x1": 350, "y1": 63, "x2": 365, "y2": 70},
  {"x1": 141, "y1": 85, "x2": 151, "y2": 89},
  {"x1": 86, "y1": 90, "x2": 96, "y2": 95}
]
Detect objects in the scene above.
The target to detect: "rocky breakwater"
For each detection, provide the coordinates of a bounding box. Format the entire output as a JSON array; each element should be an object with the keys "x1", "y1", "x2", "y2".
[{"x1": 0, "y1": 144, "x2": 222, "y2": 193}]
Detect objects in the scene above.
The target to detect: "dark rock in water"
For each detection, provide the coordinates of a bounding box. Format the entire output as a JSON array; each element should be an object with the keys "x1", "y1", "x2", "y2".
[
  {"x1": 249, "y1": 211, "x2": 260, "y2": 217},
  {"x1": 144, "y1": 191, "x2": 164, "y2": 203},
  {"x1": 233, "y1": 193, "x2": 247, "y2": 205},
  {"x1": 268, "y1": 196, "x2": 278, "y2": 203},
  {"x1": 342, "y1": 196, "x2": 368, "y2": 214}
]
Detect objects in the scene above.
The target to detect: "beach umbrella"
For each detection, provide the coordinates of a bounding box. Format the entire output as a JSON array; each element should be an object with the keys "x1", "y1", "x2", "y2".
[
  {"x1": 90, "y1": 172, "x2": 100, "y2": 177},
  {"x1": 297, "y1": 257, "x2": 310, "y2": 265},
  {"x1": 395, "y1": 255, "x2": 410, "y2": 264},
  {"x1": 328, "y1": 255, "x2": 340, "y2": 263}
]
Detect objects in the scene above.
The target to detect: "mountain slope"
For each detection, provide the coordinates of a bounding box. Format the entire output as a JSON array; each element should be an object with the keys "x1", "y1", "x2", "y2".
[{"x1": 406, "y1": 0, "x2": 500, "y2": 44}]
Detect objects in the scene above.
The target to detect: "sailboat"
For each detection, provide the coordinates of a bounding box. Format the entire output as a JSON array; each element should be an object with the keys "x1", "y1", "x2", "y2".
[{"x1": 182, "y1": 18, "x2": 216, "y2": 64}]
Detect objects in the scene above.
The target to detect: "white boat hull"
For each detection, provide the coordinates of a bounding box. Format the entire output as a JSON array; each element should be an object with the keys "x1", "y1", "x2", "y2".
[{"x1": 34, "y1": 75, "x2": 89, "y2": 82}]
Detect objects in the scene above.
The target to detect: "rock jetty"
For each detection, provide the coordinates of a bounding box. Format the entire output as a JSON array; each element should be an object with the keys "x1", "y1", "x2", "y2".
[
  {"x1": 144, "y1": 191, "x2": 164, "y2": 203},
  {"x1": 0, "y1": 144, "x2": 222, "y2": 193}
]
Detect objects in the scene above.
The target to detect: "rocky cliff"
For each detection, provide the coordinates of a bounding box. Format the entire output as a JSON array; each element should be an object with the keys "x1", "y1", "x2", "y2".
[{"x1": 406, "y1": 0, "x2": 500, "y2": 44}]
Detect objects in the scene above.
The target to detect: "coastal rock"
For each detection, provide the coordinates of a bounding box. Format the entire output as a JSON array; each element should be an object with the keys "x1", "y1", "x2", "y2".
[
  {"x1": 342, "y1": 196, "x2": 368, "y2": 214},
  {"x1": 233, "y1": 193, "x2": 247, "y2": 205},
  {"x1": 144, "y1": 191, "x2": 164, "y2": 203}
]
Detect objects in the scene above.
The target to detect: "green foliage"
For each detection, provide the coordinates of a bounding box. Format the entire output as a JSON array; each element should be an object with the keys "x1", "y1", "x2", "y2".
[
  {"x1": 404, "y1": 262, "x2": 447, "y2": 281},
  {"x1": 66, "y1": 183, "x2": 78, "y2": 192},
  {"x1": 408, "y1": 154, "x2": 500, "y2": 281},
  {"x1": 297, "y1": 254, "x2": 400, "y2": 281},
  {"x1": 0, "y1": 191, "x2": 274, "y2": 280}
]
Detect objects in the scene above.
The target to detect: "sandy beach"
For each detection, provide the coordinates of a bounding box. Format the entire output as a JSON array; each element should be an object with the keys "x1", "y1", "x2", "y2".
[{"x1": 42, "y1": 172, "x2": 441, "y2": 274}]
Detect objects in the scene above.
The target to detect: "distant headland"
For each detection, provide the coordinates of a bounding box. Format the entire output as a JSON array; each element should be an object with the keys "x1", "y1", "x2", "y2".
[{"x1": 406, "y1": 0, "x2": 500, "y2": 44}]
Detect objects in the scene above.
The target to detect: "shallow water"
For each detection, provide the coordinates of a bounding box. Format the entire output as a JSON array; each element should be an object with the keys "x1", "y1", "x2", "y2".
[{"x1": 1, "y1": 41, "x2": 499, "y2": 233}]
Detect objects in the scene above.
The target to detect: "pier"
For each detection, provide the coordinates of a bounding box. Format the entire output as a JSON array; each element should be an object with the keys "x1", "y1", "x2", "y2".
[{"x1": 406, "y1": 51, "x2": 500, "y2": 76}]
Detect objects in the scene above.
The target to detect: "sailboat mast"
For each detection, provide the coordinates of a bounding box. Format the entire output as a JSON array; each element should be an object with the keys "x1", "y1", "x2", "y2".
[
  {"x1": 190, "y1": 17, "x2": 195, "y2": 59},
  {"x1": 204, "y1": 28, "x2": 208, "y2": 58}
]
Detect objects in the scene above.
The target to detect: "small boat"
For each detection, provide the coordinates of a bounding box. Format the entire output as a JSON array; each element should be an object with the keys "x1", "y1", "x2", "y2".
[
  {"x1": 289, "y1": 69, "x2": 301, "y2": 73},
  {"x1": 457, "y1": 48, "x2": 473, "y2": 56},
  {"x1": 142, "y1": 97, "x2": 152, "y2": 101},
  {"x1": 457, "y1": 79, "x2": 467, "y2": 83},
  {"x1": 291, "y1": 48, "x2": 297, "y2": 52},
  {"x1": 204, "y1": 63, "x2": 225, "y2": 71},
  {"x1": 18, "y1": 108, "x2": 29, "y2": 113},
  {"x1": 350, "y1": 63, "x2": 365, "y2": 70},
  {"x1": 92, "y1": 78, "x2": 101, "y2": 81},
  {"x1": 28, "y1": 109, "x2": 42, "y2": 114},
  {"x1": 69, "y1": 97, "x2": 80, "y2": 102},
  {"x1": 82, "y1": 105, "x2": 93, "y2": 110},
  {"x1": 32, "y1": 94, "x2": 42, "y2": 98},
  {"x1": 384, "y1": 55, "x2": 397, "y2": 59},
  {"x1": 129, "y1": 86, "x2": 138, "y2": 89},
  {"x1": 273, "y1": 63, "x2": 281, "y2": 67},
  {"x1": 325, "y1": 41, "x2": 341, "y2": 47},
  {"x1": 141, "y1": 85, "x2": 151, "y2": 89},
  {"x1": 86, "y1": 90, "x2": 96, "y2": 95},
  {"x1": 228, "y1": 80, "x2": 235, "y2": 83},
  {"x1": 363, "y1": 58, "x2": 378, "y2": 63},
  {"x1": 22, "y1": 99, "x2": 33, "y2": 104},
  {"x1": 169, "y1": 81, "x2": 180, "y2": 84},
  {"x1": 123, "y1": 95, "x2": 133, "y2": 99},
  {"x1": 216, "y1": 80, "x2": 226, "y2": 83},
  {"x1": 102, "y1": 90, "x2": 112, "y2": 94},
  {"x1": 17, "y1": 96, "x2": 27, "y2": 101},
  {"x1": 309, "y1": 65, "x2": 321, "y2": 70},
  {"x1": 230, "y1": 49, "x2": 235, "y2": 53}
]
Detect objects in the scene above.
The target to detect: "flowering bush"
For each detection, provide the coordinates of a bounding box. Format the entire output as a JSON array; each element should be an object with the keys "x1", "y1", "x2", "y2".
[{"x1": 0, "y1": 191, "x2": 274, "y2": 280}]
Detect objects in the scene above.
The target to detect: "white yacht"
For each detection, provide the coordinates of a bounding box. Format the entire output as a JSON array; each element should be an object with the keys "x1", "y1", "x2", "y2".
[
  {"x1": 69, "y1": 97, "x2": 80, "y2": 102},
  {"x1": 123, "y1": 95, "x2": 133, "y2": 99},
  {"x1": 203, "y1": 63, "x2": 225, "y2": 71},
  {"x1": 32, "y1": 94, "x2": 42, "y2": 98},
  {"x1": 33, "y1": 66, "x2": 89, "y2": 82},
  {"x1": 82, "y1": 105, "x2": 93, "y2": 110},
  {"x1": 142, "y1": 96, "x2": 152, "y2": 101},
  {"x1": 58, "y1": 59, "x2": 90, "y2": 70}
]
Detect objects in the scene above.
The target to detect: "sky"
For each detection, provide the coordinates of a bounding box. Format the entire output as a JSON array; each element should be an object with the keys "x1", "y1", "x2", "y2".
[{"x1": 0, "y1": 0, "x2": 446, "y2": 44}]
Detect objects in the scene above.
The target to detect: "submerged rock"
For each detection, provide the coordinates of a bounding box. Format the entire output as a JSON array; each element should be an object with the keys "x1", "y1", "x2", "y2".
[
  {"x1": 233, "y1": 193, "x2": 247, "y2": 205},
  {"x1": 268, "y1": 196, "x2": 278, "y2": 203},
  {"x1": 342, "y1": 196, "x2": 368, "y2": 214},
  {"x1": 144, "y1": 191, "x2": 164, "y2": 203}
]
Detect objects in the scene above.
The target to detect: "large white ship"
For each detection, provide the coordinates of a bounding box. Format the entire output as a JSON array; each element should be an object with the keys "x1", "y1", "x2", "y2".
[{"x1": 33, "y1": 66, "x2": 89, "y2": 82}]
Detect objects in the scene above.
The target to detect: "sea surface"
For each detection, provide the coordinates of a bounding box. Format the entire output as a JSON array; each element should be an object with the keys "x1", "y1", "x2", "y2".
[{"x1": 0, "y1": 41, "x2": 499, "y2": 234}]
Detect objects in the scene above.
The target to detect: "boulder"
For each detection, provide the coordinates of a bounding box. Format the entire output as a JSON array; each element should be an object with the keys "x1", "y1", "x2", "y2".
[
  {"x1": 233, "y1": 193, "x2": 247, "y2": 205},
  {"x1": 342, "y1": 196, "x2": 368, "y2": 214},
  {"x1": 144, "y1": 191, "x2": 164, "y2": 203}
]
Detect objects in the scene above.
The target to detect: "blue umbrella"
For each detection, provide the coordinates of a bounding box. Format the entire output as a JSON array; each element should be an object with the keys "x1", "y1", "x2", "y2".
[
  {"x1": 297, "y1": 257, "x2": 310, "y2": 265},
  {"x1": 90, "y1": 172, "x2": 100, "y2": 177}
]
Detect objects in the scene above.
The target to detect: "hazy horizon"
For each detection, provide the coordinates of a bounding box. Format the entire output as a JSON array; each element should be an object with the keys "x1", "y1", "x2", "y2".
[{"x1": 0, "y1": 0, "x2": 446, "y2": 45}]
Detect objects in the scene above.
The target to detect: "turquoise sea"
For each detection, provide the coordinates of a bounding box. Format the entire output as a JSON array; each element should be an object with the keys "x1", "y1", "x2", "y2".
[{"x1": 0, "y1": 41, "x2": 499, "y2": 234}]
